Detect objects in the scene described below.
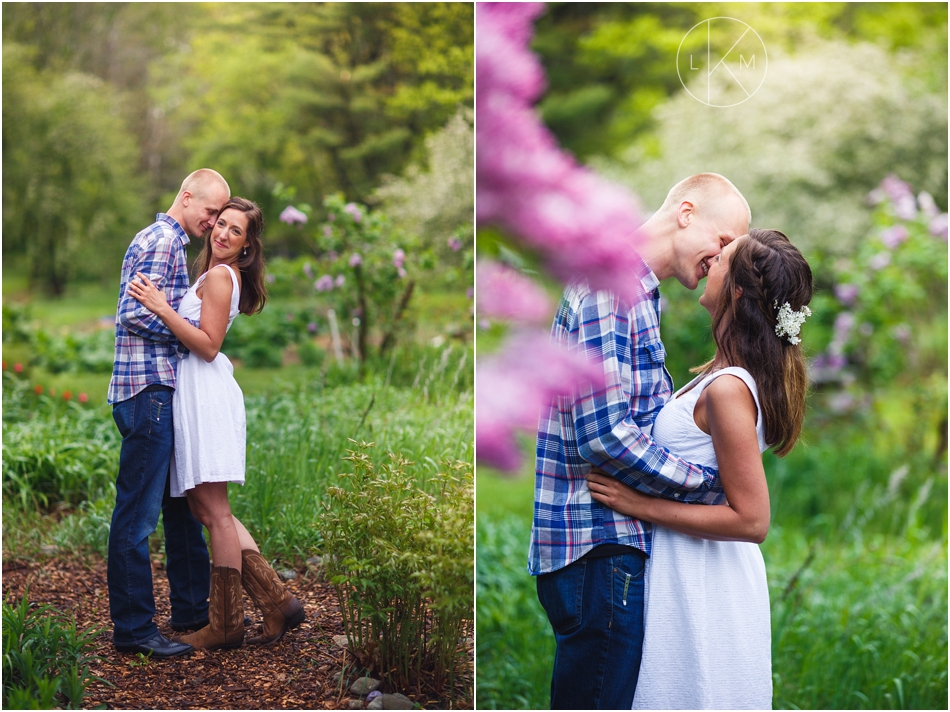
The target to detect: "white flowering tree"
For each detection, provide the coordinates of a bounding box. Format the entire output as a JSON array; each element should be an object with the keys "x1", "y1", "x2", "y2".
[{"x1": 596, "y1": 40, "x2": 947, "y2": 256}]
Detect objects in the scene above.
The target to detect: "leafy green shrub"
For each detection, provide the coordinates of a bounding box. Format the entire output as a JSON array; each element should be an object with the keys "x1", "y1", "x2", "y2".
[
  {"x1": 2, "y1": 588, "x2": 104, "y2": 710},
  {"x1": 320, "y1": 442, "x2": 473, "y2": 697},
  {"x1": 221, "y1": 302, "x2": 320, "y2": 367},
  {"x1": 2, "y1": 373, "x2": 118, "y2": 511}
]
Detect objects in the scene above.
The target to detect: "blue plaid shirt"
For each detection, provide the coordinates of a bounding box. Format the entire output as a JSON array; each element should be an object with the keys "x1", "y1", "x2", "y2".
[
  {"x1": 530, "y1": 256, "x2": 725, "y2": 575},
  {"x1": 108, "y1": 214, "x2": 192, "y2": 404}
]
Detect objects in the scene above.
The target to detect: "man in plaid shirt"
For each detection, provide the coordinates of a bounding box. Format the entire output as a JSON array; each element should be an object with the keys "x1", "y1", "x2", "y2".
[
  {"x1": 107, "y1": 169, "x2": 230, "y2": 659},
  {"x1": 532, "y1": 174, "x2": 751, "y2": 709}
]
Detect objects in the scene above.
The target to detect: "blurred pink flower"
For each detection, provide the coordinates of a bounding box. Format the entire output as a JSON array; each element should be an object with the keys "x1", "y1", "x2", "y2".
[
  {"x1": 477, "y1": 259, "x2": 552, "y2": 323},
  {"x1": 834, "y1": 283, "x2": 859, "y2": 306},
  {"x1": 302, "y1": 262, "x2": 314, "y2": 279},
  {"x1": 343, "y1": 203, "x2": 362, "y2": 223},
  {"x1": 78, "y1": 392, "x2": 88, "y2": 403},
  {"x1": 879, "y1": 225, "x2": 908, "y2": 249},
  {"x1": 314, "y1": 275, "x2": 334, "y2": 291},
  {"x1": 448, "y1": 237, "x2": 463, "y2": 252},
  {"x1": 279, "y1": 206, "x2": 308, "y2": 225},
  {"x1": 476, "y1": 331, "x2": 605, "y2": 471},
  {"x1": 476, "y1": 2, "x2": 646, "y2": 304},
  {"x1": 929, "y1": 213, "x2": 948, "y2": 241},
  {"x1": 881, "y1": 174, "x2": 914, "y2": 203},
  {"x1": 349, "y1": 253, "x2": 363, "y2": 267},
  {"x1": 397, "y1": 266, "x2": 407, "y2": 279},
  {"x1": 323, "y1": 226, "x2": 333, "y2": 238},
  {"x1": 393, "y1": 249, "x2": 406, "y2": 269},
  {"x1": 335, "y1": 274, "x2": 345, "y2": 287}
]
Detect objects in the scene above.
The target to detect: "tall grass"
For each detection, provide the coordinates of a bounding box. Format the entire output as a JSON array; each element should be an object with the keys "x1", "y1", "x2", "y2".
[{"x1": 2, "y1": 344, "x2": 473, "y2": 565}]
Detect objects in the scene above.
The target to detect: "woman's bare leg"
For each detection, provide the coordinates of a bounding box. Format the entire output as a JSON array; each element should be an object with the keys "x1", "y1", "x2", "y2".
[
  {"x1": 185, "y1": 482, "x2": 241, "y2": 571},
  {"x1": 231, "y1": 516, "x2": 260, "y2": 554}
]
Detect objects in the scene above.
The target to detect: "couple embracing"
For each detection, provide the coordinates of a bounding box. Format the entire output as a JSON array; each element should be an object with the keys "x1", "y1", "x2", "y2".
[
  {"x1": 532, "y1": 173, "x2": 814, "y2": 709},
  {"x1": 107, "y1": 169, "x2": 304, "y2": 658}
]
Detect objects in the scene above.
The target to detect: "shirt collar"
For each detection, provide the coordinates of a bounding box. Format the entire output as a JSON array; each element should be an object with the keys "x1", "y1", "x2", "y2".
[
  {"x1": 631, "y1": 249, "x2": 660, "y2": 295},
  {"x1": 156, "y1": 213, "x2": 190, "y2": 247}
]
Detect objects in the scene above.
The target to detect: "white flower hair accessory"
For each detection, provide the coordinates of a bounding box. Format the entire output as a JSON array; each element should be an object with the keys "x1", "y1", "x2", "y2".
[{"x1": 774, "y1": 301, "x2": 811, "y2": 345}]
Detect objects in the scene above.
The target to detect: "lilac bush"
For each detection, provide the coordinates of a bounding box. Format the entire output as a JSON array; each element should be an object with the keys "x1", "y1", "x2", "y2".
[{"x1": 475, "y1": 2, "x2": 659, "y2": 470}]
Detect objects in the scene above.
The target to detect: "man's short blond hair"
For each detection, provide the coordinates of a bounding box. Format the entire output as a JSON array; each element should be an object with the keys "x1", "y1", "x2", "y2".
[
  {"x1": 176, "y1": 169, "x2": 230, "y2": 202},
  {"x1": 658, "y1": 173, "x2": 751, "y2": 226}
]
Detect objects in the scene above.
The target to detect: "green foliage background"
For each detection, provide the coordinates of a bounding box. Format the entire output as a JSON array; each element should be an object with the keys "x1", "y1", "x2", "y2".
[{"x1": 2, "y1": 2, "x2": 474, "y2": 293}]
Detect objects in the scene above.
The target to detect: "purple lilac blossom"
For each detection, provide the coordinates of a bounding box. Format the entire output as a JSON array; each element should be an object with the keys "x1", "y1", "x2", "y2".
[
  {"x1": 918, "y1": 191, "x2": 939, "y2": 218},
  {"x1": 869, "y1": 252, "x2": 891, "y2": 270},
  {"x1": 307, "y1": 322, "x2": 318, "y2": 333},
  {"x1": 349, "y1": 253, "x2": 363, "y2": 267},
  {"x1": 476, "y1": 331, "x2": 605, "y2": 470},
  {"x1": 476, "y1": 2, "x2": 646, "y2": 304},
  {"x1": 314, "y1": 275, "x2": 334, "y2": 292},
  {"x1": 834, "y1": 311, "x2": 856, "y2": 340},
  {"x1": 477, "y1": 259, "x2": 552, "y2": 323},
  {"x1": 279, "y1": 205, "x2": 308, "y2": 225},
  {"x1": 929, "y1": 213, "x2": 949, "y2": 241},
  {"x1": 397, "y1": 266, "x2": 407, "y2": 279},
  {"x1": 393, "y1": 249, "x2": 406, "y2": 269},
  {"x1": 880, "y1": 174, "x2": 917, "y2": 220},
  {"x1": 879, "y1": 225, "x2": 909, "y2": 249},
  {"x1": 335, "y1": 275, "x2": 345, "y2": 287},
  {"x1": 448, "y1": 237, "x2": 463, "y2": 252},
  {"x1": 343, "y1": 203, "x2": 362, "y2": 223},
  {"x1": 834, "y1": 283, "x2": 859, "y2": 306}
]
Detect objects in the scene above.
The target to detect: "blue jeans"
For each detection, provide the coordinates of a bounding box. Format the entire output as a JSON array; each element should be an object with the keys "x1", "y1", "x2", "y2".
[
  {"x1": 108, "y1": 385, "x2": 210, "y2": 645},
  {"x1": 537, "y1": 551, "x2": 647, "y2": 710}
]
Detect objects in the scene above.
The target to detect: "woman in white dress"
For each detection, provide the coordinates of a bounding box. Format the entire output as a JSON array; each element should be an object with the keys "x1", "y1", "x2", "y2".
[
  {"x1": 128, "y1": 197, "x2": 304, "y2": 651},
  {"x1": 587, "y1": 228, "x2": 813, "y2": 710}
]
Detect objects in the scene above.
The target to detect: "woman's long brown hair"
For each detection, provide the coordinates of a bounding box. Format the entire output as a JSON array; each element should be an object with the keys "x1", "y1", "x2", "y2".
[
  {"x1": 193, "y1": 197, "x2": 267, "y2": 315},
  {"x1": 696, "y1": 228, "x2": 813, "y2": 456}
]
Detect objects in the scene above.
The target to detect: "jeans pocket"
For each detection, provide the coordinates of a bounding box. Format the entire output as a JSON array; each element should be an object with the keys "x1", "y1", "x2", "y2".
[
  {"x1": 537, "y1": 559, "x2": 587, "y2": 635},
  {"x1": 148, "y1": 389, "x2": 172, "y2": 433},
  {"x1": 112, "y1": 399, "x2": 135, "y2": 438}
]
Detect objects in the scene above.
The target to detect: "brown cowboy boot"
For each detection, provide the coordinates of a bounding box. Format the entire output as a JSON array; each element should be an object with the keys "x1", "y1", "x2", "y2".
[
  {"x1": 178, "y1": 566, "x2": 244, "y2": 650},
  {"x1": 241, "y1": 549, "x2": 305, "y2": 645}
]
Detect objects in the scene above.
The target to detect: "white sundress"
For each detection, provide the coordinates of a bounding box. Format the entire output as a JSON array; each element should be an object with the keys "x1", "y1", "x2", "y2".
[
  {"x1": 632, "y1": 366, "x2": 773, "y2": 710},
  {"x1": 170, "y1": 263, "x2": 245, "y2": 498}
]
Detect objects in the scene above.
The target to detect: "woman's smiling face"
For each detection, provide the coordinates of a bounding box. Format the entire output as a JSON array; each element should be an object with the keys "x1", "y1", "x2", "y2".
[
  {"x1": 210, "y1": 208, "x2": 249, "y2": 265},
  {"x1": 699, "y1": 235, "x2": 745, "y2": 315}
]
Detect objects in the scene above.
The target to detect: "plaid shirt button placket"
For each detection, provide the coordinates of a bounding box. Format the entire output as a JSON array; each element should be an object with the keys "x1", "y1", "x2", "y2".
[
  {"x1": 529, "y1": 258, "x2": 725, "y2": 576},
  {"x1": 107, "y1": 214, "x2": 192, "y2": 405}
]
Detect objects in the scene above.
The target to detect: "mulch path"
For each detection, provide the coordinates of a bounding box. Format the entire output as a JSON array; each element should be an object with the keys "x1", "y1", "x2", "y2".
[{"x1": 1, "y1": 555, "x2": 473, "y2": 710}]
